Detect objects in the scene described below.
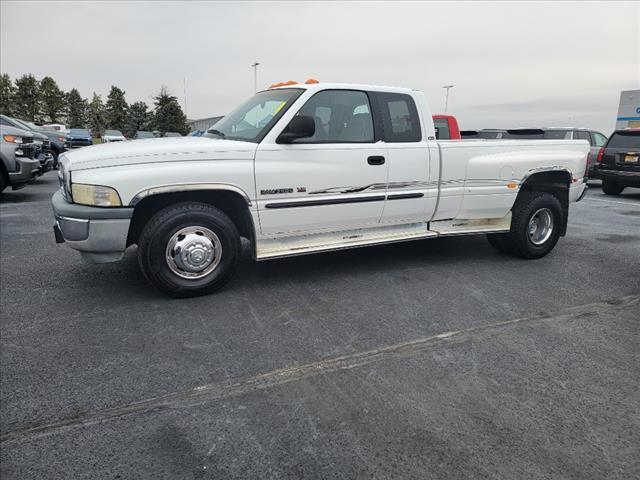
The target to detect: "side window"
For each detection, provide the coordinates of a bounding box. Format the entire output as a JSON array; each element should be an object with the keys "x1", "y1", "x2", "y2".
[
  {"x1": 433, "y1": 119, "x2": 450, "y2": 140},
  {"x1": 575, "y1": 130, "x2": 591, "y2": 145},
  {"x1": 592, "y1": 132, "x2": 607, "y2": 146},
  {"x1": 293, "y1": 90, "x2": 374, "y2": 143},
  {"x1": 376, "y1": 93, "x2": 422, "y2": 142}
]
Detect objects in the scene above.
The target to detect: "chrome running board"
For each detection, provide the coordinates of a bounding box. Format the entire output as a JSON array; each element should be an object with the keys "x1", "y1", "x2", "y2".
[{"x1": 256, "y1": 222, "x2": 437, "y2": 260}]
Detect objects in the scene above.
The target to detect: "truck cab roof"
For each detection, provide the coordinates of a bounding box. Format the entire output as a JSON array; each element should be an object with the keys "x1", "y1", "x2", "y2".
[{"x1": 268, "y1": 82, "x2": 416, "y2": 94}]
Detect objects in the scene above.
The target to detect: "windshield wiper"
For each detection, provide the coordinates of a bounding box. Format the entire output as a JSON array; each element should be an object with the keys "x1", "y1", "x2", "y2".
[{"x1": 207, "y1": 129, "x2": 226, "y2": 138}]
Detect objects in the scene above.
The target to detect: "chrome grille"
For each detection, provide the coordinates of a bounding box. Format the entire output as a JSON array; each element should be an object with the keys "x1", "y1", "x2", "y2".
[{"x1": 16, "y1": 144, "x2": 37, "y2": 159}]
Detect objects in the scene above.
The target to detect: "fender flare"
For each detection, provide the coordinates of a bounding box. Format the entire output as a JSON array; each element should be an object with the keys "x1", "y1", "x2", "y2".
[
  {"x1": 519, "y1": 166, "x2": 573, "y2": 186},
  {"x1": 129, "y1": 183, "x2": 253, "y2": 207}
]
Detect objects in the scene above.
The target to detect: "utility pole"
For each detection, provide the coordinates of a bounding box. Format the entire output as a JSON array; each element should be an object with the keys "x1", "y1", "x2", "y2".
[
  {"x1": 183, "y1": 77, "x2": 188, "y2": 119},
  {"x1": 252, "y1": 62, "x2": 260, "y2": 93},
  {"x1": 443, "y1": 85, "x2": 454, "y2": 113}
]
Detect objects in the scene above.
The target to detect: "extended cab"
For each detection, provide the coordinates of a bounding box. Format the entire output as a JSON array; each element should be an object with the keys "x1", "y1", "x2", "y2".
[{"x1": 52, "y1": 83, "x2": 589, "y2": 297}]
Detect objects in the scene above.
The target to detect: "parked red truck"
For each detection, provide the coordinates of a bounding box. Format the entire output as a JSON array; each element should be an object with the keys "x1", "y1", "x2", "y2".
[{"x1": 432, "y1": 115, "x2": 461, "y2": 140}]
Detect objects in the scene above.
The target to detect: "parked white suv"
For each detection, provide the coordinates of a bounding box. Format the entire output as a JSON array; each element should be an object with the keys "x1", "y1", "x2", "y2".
[
  {"x1": 101, "y1": 129, "x2": 126, "y2": 143},
  {"x1": 53, "y1": 83, "x2": 589, "y2": 297}
]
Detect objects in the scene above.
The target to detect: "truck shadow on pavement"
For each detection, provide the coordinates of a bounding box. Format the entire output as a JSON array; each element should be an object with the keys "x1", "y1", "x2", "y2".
[{"x1": 104, "y1": 234, "x2": 518, "y2": 299}]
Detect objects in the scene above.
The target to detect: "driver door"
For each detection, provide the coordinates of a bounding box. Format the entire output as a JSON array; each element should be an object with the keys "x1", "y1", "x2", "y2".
[{"x1": 255, "y1": 89, "x2": 389, "y2": 236}]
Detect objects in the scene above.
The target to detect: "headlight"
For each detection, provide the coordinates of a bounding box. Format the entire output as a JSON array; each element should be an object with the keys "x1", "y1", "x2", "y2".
[
  {"x1": 3, "y1": 135, "x2": 23, "y2": 144},
  {"x1": 71, "y1": 183, "x2": 122, "y2": 207},
  {"x1": 58, "y1": 156, "x2": 71, "y2": 200}
]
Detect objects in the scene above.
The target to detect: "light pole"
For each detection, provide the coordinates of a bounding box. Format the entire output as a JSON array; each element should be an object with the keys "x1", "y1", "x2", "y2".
[
  {"x1": 443, "y1": 85, "x2": 454, "y2": 113},
  {"x1": 183, "y1": 77, "x2": 188, "y2": 119},
  {"x1": 252, "y1": 62, "x2": 260, "y2": 93}
]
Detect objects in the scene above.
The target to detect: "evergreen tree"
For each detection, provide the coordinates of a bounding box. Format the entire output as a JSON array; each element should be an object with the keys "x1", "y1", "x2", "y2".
[
  {"x1": 39, "y1": 76, "x2": 66, "y2": 123},
  {"x1": 105, "y1": 85, "x2": 128, "y2": 131},
  {"x1": 0, "y1": 73, "x2": 15, "y2": 116},
  {"x1": 67, "y1": 88, "x2": 86, "y2": 128},
  {"x1": 125, "y1": 101, "x2": 153, "y2": 137},
  {"x1": 153, "y1": 87, "x2": 188, "y2": 135},
  {"x1": 13, "y1": 74, "x2": 40, "y2": 121},
  {"x1": 86, "y1": 93, "x2": 107, "y2": 138}
]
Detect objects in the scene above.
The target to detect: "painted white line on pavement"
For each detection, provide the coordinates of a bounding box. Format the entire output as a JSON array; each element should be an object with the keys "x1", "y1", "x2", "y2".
[{"x1": 583, "y1": 197, "x2": 640, "y2": 207}]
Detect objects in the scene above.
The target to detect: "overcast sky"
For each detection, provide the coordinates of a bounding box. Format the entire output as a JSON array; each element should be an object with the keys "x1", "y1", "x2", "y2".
[{"x1": 1, "y1": 1, "x2": 638, "y2": 134}]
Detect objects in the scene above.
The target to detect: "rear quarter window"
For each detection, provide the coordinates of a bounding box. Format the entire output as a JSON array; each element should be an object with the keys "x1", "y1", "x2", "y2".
[
  {"x1": 592, "y1": 132, "x2": 607, "y2": 146},
  {"x1": 375, "y1": 92, "x2": 422, "y2": 143}
]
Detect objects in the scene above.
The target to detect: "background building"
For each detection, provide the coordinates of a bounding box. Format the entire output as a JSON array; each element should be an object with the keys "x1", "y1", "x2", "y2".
[
  {"x1": 616, "y1": 90, "x2": 640, "y2": 130},
  {"x1": 187, "y1": 115, "x2": 224, "y2": 132}
]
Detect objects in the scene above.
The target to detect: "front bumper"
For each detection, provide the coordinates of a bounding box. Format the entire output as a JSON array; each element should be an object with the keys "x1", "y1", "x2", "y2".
[
  {"x1": 592, "y1": 168, "x2": 640, "y2": 187},
  {"x1": 37, "y1": 153, "x2": 54, "y2": 174},
  {"x1": 8, "y1": 156, "x2": 41, "y2": 189},
  {"x1": 51, "y1": 190, "x2": 134, "y2": 263}
]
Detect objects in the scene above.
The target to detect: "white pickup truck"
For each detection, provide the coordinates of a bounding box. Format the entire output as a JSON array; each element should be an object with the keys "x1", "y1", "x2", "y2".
[{"x1": 52, "y1": 83, "x2": 589, "y2": 297}]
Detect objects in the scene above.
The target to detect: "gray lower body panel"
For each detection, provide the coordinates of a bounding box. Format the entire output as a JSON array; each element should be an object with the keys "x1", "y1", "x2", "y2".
[{"x1": 52, "y1": 190, "x2": 133, "y2": 264}]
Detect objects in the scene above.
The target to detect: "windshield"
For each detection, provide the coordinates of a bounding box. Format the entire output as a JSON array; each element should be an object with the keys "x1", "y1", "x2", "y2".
[
  {"x1": 608, "y1": 131, "x2": 639, "y2": 149},
  {"x1": 205, "y1": 88, "x2": 303, "y2": 143},
  {"x1": 136, "y1": 131, "x2": 155, "y2": 138},
  {"x1": 70, "y1": 129, "x2": 90, "y2": 136},
  {"x1": 13, "y1": 118, "x2": 34, "y2": 131},
  {"x1": 105, "y1": 130, "x2": 123, "y2": 136}
]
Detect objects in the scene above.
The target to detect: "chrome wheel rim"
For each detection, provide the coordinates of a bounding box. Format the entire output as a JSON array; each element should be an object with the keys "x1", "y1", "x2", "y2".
[
  {"x1": 165, "y1": 226, "x2": 222, "y2": 279},
  {"x1": 528, "y1": 208, "x2": 554, "y2": 246}
]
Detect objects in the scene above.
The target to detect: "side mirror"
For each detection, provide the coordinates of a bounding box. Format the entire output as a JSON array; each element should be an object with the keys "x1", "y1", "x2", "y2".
[
  {"x1": 434, "y1": 126, "x2": 440, "y2": 139},
  {"x1": 277, "y1": 115, "x2": 315, "y2": 144}
]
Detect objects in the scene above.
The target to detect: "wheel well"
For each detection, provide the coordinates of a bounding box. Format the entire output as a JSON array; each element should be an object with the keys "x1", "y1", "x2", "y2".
[
  {"x1": 0, "y1": 160, "x2": 9, "y2": 186},
  {"x1": 518, "y1": 170, "x2": 571, "y2": 235},
  {"x1": 126, "y1": 190, "x2": 254, "y2": 247}
]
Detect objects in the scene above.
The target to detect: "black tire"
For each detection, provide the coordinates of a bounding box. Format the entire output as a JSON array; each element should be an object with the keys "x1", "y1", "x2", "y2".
[
  {"x1": 0, "y1": 172, "x2": 6, "y2": 194},
  {"x1": 602, "y1": 180, "x2": 624, "y2": 196},
  {"x1": 486, "y1": 233, "x2": 513, "y2": 253},
  {"x1": 137, "y1": 202, "x2": 240, "y2": 297},
  {"x1": 502, "y1": 191, "x2": 562, "y2": 259}
]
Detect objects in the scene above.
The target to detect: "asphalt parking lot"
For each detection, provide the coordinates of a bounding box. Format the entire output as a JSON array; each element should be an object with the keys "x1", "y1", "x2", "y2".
[{"x1": 1, "y1": 172, "x2": 639, "y2": 479}]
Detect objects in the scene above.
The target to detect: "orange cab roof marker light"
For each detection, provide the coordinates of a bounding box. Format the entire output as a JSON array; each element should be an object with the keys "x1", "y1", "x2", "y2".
[{"x1": 269, "y1": 79, "x2": 318, "y2": 89}]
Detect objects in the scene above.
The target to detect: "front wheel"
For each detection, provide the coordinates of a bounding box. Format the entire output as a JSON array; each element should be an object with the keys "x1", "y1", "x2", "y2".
[
  {"x1": 602, "y1": 180, "x2": 624, "y2": 196},
  {"x1": 137, "y1": 202, "x2": 240, "y2": 297},
  {"x1": 496, "y1": 191, "x2": 562, "y2": 259}
]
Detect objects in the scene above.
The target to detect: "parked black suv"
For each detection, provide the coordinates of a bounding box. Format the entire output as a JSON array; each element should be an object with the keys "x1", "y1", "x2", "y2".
[{"x1": 593, "y1": 129, "x2": 640, "y2": 195}]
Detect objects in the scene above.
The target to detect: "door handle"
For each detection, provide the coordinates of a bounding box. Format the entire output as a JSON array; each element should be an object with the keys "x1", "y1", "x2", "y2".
[{"x1": 367, "y1": 156, "x2": 385, "y2": 165}]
